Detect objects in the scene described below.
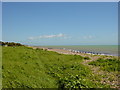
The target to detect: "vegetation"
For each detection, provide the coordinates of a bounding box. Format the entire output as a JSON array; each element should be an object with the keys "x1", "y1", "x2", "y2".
[
  {"x1": 0, "y1": 46, "x2": 2, "y2": 89},
  {"x1": 84, "y1": 56, "x2": 91, "y2": 60},
  {"x1": 0, "y1": 41, "x2": 24, "y2": 46},
  {"x1": 2, "y1": 46, "x2": 118, "y2": 88},
  {"x1": 88, "y1": 58, "x2": 119, "y2": 72}
]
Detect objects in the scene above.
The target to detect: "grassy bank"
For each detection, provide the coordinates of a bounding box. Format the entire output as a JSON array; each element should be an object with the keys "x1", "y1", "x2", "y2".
[
  {"x1": 88, "y1": 58, "x2": 119, "y2": 72},
  {"x1": 2, "y1": 46, "x2": 119, "y2": 88}
]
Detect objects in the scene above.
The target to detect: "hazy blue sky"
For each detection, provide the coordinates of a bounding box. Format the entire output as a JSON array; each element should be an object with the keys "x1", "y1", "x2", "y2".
[
  {"x1": 2, "y1": 2, "x2": 118, "y2": 45},
  {"x1": 0, "y1": 1, "x2": 2, "y2": 41}
]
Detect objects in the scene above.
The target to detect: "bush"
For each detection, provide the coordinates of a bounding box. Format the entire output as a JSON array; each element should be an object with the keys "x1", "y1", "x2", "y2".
[
  {"x1": 84, "y1": 56, "x2": 91, "y2": 60},
  {"x1": 1, "y1": 41, "x2": 24, "y2": 46},
  {"x1": 36, "y1": 48, "x2": 43, "y2": 50}
]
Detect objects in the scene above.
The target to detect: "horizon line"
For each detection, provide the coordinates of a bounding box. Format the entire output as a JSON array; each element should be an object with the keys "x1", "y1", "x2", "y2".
[{"x1": 2, "y1": 0, "x2": 119, "y2": 2}]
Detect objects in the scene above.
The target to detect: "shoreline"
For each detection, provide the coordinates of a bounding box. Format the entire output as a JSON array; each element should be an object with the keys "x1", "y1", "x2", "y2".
[
  {"x1": 29, "y1": 46, "x2": 118, "y2": 59},
  {"x1": 37, "y1": 45, "x2": 118, "y2": 56}
]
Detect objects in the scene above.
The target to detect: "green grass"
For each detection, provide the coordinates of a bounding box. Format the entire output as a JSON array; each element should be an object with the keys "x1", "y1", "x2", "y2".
[
  {"x1": 0, "y1": 46, "x2": 2, "y2": 89},
  {"x1": 2, "y1": 46, "x2": 112, "y2": 88},
  {"x1": 88, "y1": 58, "x2": 119, "y2": 72}
]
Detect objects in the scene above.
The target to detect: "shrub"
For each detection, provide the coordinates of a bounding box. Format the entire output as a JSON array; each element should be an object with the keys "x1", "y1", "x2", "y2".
[{"x1": 84, "y1": 56, "x2": 91, "y2": 60}]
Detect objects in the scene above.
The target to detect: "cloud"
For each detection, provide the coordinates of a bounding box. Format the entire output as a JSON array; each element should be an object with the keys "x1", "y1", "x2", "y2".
[
  {"x1": 83, "y1": 35, "x2": 93, "y2": 39},
  {"x1": 28, "y1": 33, "x2": 67, "y2": 40}
]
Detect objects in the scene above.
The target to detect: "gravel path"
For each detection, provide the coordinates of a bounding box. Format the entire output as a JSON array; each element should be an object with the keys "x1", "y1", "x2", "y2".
[{"x1": 81, "y1": 56, "x2": 119, "y2": 88}]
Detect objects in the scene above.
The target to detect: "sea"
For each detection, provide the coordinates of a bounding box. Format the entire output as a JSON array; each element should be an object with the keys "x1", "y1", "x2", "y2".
[{"x1": 41, "y1": 45, "x2": 119, "y2": 56}]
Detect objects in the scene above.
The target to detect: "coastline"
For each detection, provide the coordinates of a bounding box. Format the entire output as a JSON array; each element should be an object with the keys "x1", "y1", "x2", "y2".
[
  {"x1": 38, "y1": 45, "x2": 118, "y2": 56},
  {"x1": 29, "y1": 46, "x2": 118, "y2": 59}
]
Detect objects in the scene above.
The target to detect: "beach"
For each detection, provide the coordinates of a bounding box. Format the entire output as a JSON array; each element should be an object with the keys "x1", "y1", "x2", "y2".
[
  {"x1": 29, "y1": 46, "x2": 118, "y2": 62},
  {"x1": 38, "y1": 45, "x2": 118, "y2": 56},
  {"x1": 2, "y1": 1, "x2": 118, "y2": 88},
  {"x1": 31, "y1": 46, "x2": 118, "y2": 57}
]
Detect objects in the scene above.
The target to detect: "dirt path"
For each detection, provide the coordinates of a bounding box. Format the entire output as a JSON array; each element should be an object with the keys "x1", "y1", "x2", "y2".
[{"x1": 81, "y1": 56, "x2": 119, "y2": 88}]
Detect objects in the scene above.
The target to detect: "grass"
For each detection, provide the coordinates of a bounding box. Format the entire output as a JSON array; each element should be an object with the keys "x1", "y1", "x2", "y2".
[
  {"x1": 88, "y1": 58, "x2": 119, "y2": 72},
  {"x1": 2, "y1": 46, "x2": 57, "y2": 88},
  {"x1": 2, "y1": 46, "x2": 117, "y2": 88},
  {"x1": 0, "y1": 46, "x2": 2, "y2": 89}
]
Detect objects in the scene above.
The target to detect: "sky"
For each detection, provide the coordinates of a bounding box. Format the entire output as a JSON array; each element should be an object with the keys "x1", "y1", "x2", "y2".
[
  {"x1": 0, "y1": 1, "x2": 2, "y2": 41},
  {"x1": 2, "y1": 2, "x2": 118, "y2": 45}
]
